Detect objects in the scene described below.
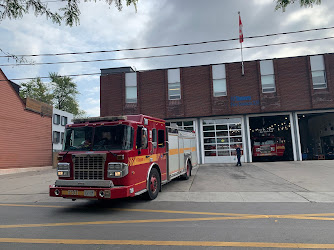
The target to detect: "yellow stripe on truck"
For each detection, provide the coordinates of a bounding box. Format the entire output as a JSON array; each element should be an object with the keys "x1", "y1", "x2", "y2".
[{"x1": 127, "y1": 147, "x2": 196, "y2": 166}]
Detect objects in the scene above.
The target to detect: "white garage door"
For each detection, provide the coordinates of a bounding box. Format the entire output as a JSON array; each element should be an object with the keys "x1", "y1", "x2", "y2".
[{"x1": 202, "y1": 118, "x2": 244, "y2": 163}]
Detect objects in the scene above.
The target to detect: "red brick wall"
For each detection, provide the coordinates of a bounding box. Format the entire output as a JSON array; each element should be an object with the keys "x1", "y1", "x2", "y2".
[
  {"x1": 0, "y1": 70, "x2": 52, "y2": 169},
  {"x1": 276, "y1": 57, "x2": 312, "y2": 111},
  {"x1": 310, "y1": 54, "x2": 334, "y2": 109},
  {"x1": 100, "y1": 74, "x2": 124, "y2": 116},
  {"x1": 182, "y1": 66, "x2": 212, "y2": 117},
  {"x1": 139, "y1": 70, "x2": 166, "y2": 119},
  {"x1": 100, "y1": 54, "x2": 334, "y2": 119},
  {"x1": 228, "y1": 61, "x2": 261, "y2": 115}
]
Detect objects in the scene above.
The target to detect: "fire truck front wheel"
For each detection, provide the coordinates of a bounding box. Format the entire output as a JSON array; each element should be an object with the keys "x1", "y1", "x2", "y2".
[{"x1": 145, "y1": 168, "x2": 160, "y2": 200}]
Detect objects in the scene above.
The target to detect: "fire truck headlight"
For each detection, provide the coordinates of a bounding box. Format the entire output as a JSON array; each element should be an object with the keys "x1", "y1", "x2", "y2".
[
  {"x1": 108, "y1": 163, "x2": 128, "y2": 178},
  {"x1": 57, "y1": 162, "x2": 70, "y2": 177}
]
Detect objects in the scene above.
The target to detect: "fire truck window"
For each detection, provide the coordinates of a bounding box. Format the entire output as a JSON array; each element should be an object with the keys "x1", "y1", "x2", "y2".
[
  {"x1": 152, "y1": 129, "x2": 157, "y2": 148},
  {"x1": 136, "y1": 127, "x2": 142, "y2": 149},
  {"x1": 141, "y1": 128, "x2": 148, "y2": 149},
  {"x1": 158, "y1": 130, "x2": 165, "y2": 147},
  {"x1": 93, "y1": 125, "x2": 133, "y2": 151},
  {"x1": 64, "y1": 127, "x2": 93, "y2": 151}
]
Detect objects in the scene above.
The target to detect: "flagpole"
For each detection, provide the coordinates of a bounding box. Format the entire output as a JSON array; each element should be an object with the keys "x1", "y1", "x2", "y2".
[
  {"x1": 238, "y1": 11, "x2": 244, "y2": 76},
  {"x1": 241, "y1": 39, "x2": 244, "y2": 76}
]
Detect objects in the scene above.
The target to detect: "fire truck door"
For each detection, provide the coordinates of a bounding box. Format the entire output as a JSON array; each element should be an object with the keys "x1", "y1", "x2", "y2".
[{"x1": 155, "y1": 129, "x2": 167, "y2": 181}]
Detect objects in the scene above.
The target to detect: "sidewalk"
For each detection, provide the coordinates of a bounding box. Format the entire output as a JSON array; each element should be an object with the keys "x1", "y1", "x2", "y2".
[
  {"x1": 0, "y1": 161, "x2": 334, "y2": 203},
  {"x1": 0, "y1": 166, "x2": 53, "y2": 176}
]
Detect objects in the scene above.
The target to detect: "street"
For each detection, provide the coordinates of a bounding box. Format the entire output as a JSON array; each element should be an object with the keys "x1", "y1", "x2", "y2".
[
  {"x1": 1, "y1": 200, "x2": 334, "y2": 249},
  {"x1": 1, "y1": 162, "x2": 334, "y2": 249}
]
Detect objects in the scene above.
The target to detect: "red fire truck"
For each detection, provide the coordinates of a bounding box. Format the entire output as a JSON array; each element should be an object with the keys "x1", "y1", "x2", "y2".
[
  {"x1": 252, "y1": 136, "x2": 285, "y2": 158},
  {"x1": 49, "y1": 115, "x2": 197, "y2": 200}
]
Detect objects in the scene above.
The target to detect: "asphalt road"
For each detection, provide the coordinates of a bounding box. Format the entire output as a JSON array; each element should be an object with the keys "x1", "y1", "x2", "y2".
[
  {"x1": 1, "y1": 161, "x2": 334, "y2": 249},
  {"x1": 1, "y1": 200, "x2": 334, "y2": 249}
]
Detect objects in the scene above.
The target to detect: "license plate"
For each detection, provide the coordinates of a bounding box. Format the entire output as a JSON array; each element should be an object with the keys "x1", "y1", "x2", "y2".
[
  {"x1": 62, "y1": 190, "x2": 96, "y2": 197},
  {"x1": 84, "y1": 190, "x2": 95, "y2": 197},
  {"x1": 62, "y1": 190, "x2": 79, "y2": 196}
]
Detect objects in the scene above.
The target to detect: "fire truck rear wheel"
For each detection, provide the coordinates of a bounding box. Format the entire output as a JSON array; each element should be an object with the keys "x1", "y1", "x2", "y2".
[
  {"x1": 182, "y1": 161, "x2": 192, "y2": 180},
  {"x1": 145, "y1": 168, "x2": 160, "y2": 200}
]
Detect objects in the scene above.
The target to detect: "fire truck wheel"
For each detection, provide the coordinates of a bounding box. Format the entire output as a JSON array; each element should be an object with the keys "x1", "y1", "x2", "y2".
[
  {"x1": 145, "y1": 168, "x2": 160, "y2": 200},
  {"x1": 182, "y1": 161, "x2": 192, "y2": 180}
]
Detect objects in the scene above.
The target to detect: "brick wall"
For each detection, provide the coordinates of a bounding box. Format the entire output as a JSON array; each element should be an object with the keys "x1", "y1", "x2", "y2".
[
  {"x1": 0, "y1": 70, "x2": 52, "y2": 169},
  {"x1": 100, "y1": 54, "x2": 334, "y2": 119},
  {"x1": 139, "y1": 70, "x2": 166, "y2": 119}
]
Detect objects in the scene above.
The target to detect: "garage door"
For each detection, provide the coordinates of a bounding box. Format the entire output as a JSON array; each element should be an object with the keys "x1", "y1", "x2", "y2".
[{"x1": 202, "y1": 118, "x2": 244, "y2": 163}]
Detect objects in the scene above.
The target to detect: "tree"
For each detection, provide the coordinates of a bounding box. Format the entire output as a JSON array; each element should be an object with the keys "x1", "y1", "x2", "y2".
[
  {"x1": 0, "y1": 0, "x2": 138, "y2": 62},
  {"x1": 275, "y1": 0, "x2": 321, "y2": 11},
  {"x1": 20, "y1": 73, "x2": 86, "y2": 116},
  {"x1": 0, "y1": 0, "x2": 138, "y2": 27},
  {"x1": 19, "y1": 77, "x2": 53, "y2": 104},
  {"x1": 49, "y1": 72, "x2": 84, "y2": 116}
]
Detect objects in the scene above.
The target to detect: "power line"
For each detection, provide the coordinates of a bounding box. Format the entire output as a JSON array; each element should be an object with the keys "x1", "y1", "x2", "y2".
[
  {"x1": 1, "y1": 36, "x2": 333, "y2": 67},
  {"x1": 1, "y1": 26, "x2": 333, "y2": 58},
  {"x1": 2, "y1": 72, "x2": 101, "y2": 82}
]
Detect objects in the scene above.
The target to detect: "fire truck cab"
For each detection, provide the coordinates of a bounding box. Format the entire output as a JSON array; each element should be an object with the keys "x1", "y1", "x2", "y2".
[{"x1": 49, "y1": 115, "x2": 197, "y2": 200}]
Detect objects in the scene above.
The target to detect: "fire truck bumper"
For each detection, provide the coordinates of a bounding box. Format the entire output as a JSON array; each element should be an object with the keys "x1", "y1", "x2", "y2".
[{"x1": 49, "y1": 184, "x2": 136, "y2": 200}]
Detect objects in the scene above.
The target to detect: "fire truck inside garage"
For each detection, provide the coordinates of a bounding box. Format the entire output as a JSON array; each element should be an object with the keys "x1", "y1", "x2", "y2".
[{"x1": 249, "y1": 115, "x2": 294, "y2": 162}]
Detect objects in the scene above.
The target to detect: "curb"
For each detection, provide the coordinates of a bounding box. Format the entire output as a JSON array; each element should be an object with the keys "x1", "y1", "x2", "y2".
[{"x1": 0, "y1": 166, "x2": 53, "y2": 176}]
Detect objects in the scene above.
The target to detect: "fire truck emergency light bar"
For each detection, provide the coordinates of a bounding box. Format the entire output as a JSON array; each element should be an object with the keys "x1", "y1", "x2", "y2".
[{"x1": 72, "y1": 116, "x2": 127, "y2": 124}]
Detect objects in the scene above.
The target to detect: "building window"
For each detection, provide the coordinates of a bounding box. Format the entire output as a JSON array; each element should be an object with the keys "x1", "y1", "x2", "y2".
[
  {"x1": 260, "y1": 60, "x2": 276, "y2": 93},
  {"x1": 166, "y1": 120, "x2": 194, "y2": 132},
  {"x1": 53, "y1": 114, "x2": 60, "y2": 125},
  {"x1": 61, "y1": 132, "x2": 64, "y2": 144},
  {"x1": 53, "y1": 131, "x2": 60, "y2": 144},
  {"x1": 212, "y1": 64, "x2": 227, "y2": 96},
  {"x1": 310, "y1": 55, "x2": 327, "y2": 89},
  {"x1": 168, "y1": 68, "x2": 181, "y2": 100},
  {"x1": 61, "y1": 116, "x2": 68, "y2": 126},
  {"x1": 125, "y1": 72, "x2": 137, "y2": 103}
]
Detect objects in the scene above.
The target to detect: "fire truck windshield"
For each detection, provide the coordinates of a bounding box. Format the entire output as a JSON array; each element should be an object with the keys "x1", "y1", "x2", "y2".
[
  {"x1": 93, "y1": 125, "x2": 133, "y2": 151},
  {"x1": 63, "y1": 125, "x2": 133, "y2": 151}
]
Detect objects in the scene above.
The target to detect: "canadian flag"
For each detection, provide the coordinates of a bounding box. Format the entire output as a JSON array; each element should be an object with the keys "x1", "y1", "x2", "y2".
[{"x1": 239, "y1": 14, "x2": 243, "y2": 43}]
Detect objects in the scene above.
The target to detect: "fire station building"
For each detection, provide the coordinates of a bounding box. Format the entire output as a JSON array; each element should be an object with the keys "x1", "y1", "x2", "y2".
[{"x1": 100, "y1": 53, "x2": 334, "y2": 164}]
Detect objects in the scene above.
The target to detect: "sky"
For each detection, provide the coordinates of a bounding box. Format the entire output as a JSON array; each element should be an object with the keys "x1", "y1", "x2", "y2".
[{"x1": 1, "y1": 0, "x2": 334, "y2": 117}]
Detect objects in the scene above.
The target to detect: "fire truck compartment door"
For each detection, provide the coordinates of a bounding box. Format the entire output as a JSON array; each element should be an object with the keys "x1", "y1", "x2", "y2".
[{"x1": 168, "y1": 134, "x2": 180, "y2": 175}]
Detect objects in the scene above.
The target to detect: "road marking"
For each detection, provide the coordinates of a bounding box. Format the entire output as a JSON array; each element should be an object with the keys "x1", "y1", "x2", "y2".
[
  {"x1": 1, "y1": 204, "x2": 334, "y2": 221},
  {"x1": 283, "y1": 213, "x2": 334, "y2": 217},
  {"x1": 112, "y1": 208, "x2": 256, "y2": 217},
  {"x1": 0, "y1": 238, "x2": 333, "y2": 248},
  {"x1": 0, "y1": 204, "x2": 65, "y2": 208},
  {"x1": 0, "y1": 215, "x2": 267, "y2": 229}
]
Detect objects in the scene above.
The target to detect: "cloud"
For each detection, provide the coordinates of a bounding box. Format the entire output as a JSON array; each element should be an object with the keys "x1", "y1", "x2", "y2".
[
  {"x1": 1, "y1": 0, "x2": 334, "y2": 116},
  {"x1": 85, "y1": 106, "x2": 100, "y2": 117}
]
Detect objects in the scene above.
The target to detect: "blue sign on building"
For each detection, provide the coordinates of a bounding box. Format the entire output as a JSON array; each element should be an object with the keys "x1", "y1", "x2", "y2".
[{"x1": 231, "y1": 96, "x2": 259, "y2": 107}]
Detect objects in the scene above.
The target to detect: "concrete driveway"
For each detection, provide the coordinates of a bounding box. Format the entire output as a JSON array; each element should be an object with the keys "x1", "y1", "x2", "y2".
[{"x1": 157, "y1": 160, "x2": 334, "y2": 202}]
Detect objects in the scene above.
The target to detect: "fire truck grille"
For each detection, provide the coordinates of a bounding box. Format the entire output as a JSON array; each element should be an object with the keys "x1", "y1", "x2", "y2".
[
  {"x1": 260, "y1": 146, "x2": 271, "y2": 154},
  {"x1": 73, "y1": 155, "x2": 105, "y2": 180}
]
